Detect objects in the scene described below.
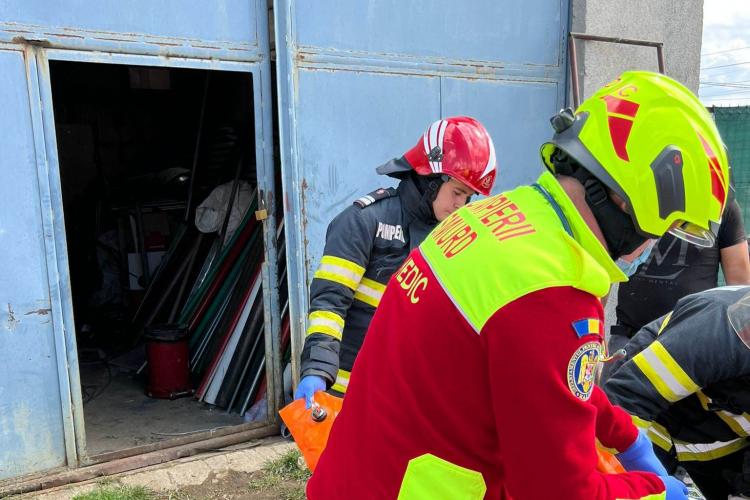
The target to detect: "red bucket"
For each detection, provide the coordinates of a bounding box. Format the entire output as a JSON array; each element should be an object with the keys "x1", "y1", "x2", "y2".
[{"x1": 144, "y1": 324, "x2": 193, "y2": 399}]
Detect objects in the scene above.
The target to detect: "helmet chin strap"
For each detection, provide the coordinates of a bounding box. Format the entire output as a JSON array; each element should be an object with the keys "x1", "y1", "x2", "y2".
[
  {"x1": 578, "y1": 174, "x2": 647, "y2": 260},
  {"x1": 409, "y1": 172, "x2": 447, "y2": 222},
  {"x1": 550, "y1": 147, "x2": 647, "y2": 259}
]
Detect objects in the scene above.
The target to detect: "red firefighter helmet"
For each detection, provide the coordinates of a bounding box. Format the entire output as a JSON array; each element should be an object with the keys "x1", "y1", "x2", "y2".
[{"x1": 377, "y1": 116, "x2": 498, "y2": 196}]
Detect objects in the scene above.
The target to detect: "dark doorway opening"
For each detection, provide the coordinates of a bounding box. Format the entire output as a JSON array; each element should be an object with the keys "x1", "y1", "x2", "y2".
[{"x1": 50, "y1": 61, "x2": 277, "y2": 458}]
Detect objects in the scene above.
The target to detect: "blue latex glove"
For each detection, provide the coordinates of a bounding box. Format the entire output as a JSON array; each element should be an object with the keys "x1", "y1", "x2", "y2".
[
  {"x1": 661, "y1": 475, "x2": 688, "y2": 500},
  {"x1": 294, "y1": 375, "x2": 326, "y2": 409},
  {"x1": 616, "y1": 430, "x2": 669, "y2": 476}
]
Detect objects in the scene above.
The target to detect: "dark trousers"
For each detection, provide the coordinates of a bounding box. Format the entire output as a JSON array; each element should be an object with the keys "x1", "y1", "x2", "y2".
[{"x1": 656, "y1": 445, "x2": 747, "y2": 499}]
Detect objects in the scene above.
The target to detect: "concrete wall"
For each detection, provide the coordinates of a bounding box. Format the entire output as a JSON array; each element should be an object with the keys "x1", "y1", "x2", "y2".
[
  {"x1": 571, "y1": 0, "x2": 705, "y2": 333},
  {"x1": 571, "y1": 0, "x2": 703, "y2": 100}
]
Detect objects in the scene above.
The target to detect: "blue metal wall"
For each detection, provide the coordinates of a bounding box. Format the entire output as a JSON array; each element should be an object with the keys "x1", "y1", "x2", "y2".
[
  {"x1": 0, "y1": 47, "x2": 71, "y2": 480},
  {"x1": 1, "y1": 0, "x2": 257, "y2": 44},
  {"x1": 274, "y1": 0, "x2": 570, "y2": 378},
  {"x1": 0, "y1": 0, "x2": 570, "y2": 482},
  {"x1": 0, "y1": 0, "x2": 280, "y2": 482},
  {"x1": 0, "y1": 0, "x2": 262, "y2": 61}
]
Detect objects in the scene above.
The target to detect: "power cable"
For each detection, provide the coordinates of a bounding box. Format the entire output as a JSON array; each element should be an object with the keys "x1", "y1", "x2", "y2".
[
  {"x1": 700, "y1": 88, "x2": 750, "y2": 98},
  {"x1": 701, "y1": 61, "x2": 750, "y2": 71},
  {"x1": 702, "y1": 46, "x2": 750, "y2": 57},
  {"x1": 702, "y1": 96, "x2": 750, "y2": 102},
  {"x1": 701, "y1": 69, "x2": 750, "y2": 79},
  {"x1": 701, "y1": 85, "x2": 750, "y2": 91},
  {"x1": 701, "y1": 80, "x2": 750, "y2": 88}
]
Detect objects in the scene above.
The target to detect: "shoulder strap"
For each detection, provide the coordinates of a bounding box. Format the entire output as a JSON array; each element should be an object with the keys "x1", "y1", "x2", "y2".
[
  {"x1": 353, "y1": 187, "x2": 397, "y2": 208},
  {"x1": 532, "y1": 183, "x2": 573, "y2": 237}
]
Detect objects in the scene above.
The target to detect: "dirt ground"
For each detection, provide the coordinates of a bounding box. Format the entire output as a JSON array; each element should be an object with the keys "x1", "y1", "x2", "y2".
[
  {"x1": 174, "y1": 469, "x2": 306, "y2": 500},
  {"x1": 69, "y1": 449, "x2": 310, "y2": 500}
]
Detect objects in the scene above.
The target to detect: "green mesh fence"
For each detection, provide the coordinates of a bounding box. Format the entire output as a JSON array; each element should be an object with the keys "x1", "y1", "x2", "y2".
[
  {"x1": 713, "y1": 106, "x2": 750, "y2": 229},
  {"x1": 713, "y1": 106, "x2": 750, "y2": 286}
]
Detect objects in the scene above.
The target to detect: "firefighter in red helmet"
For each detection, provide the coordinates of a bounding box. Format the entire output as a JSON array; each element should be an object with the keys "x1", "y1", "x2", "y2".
[{"x1": 295, "y1": 116, "x2": 498, "y2": 403}]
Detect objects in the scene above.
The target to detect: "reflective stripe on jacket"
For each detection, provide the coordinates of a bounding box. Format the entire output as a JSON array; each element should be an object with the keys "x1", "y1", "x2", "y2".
[
  {"x1": 301, "y1": 175, "x2": 438, "y2": 389},
  {"x1": 606, "y1": 286, "x2": 750, "y2": 462}
]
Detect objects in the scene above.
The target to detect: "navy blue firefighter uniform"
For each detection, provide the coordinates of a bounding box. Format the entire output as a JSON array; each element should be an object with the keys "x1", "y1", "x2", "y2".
[
  {"x1": 605, "y1": 286, "x2": 750, "y2": 498},
  {"x1": 300, "y1": 173, "x2": 440, "y2": 393}
]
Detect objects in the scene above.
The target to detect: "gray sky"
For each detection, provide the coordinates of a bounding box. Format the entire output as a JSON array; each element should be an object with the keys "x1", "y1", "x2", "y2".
[{"x1": 700, "y1": 1, "x2": 750, "y2": 106}]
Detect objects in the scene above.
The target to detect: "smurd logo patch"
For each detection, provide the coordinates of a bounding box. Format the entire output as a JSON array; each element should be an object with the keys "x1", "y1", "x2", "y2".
[{"x1": 567, "y1": 341, "x2": 601, "y2": 401}]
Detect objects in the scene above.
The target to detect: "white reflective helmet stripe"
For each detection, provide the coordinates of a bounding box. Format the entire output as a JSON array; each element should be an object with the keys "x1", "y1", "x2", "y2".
[
  {"x1": 428, "y1": 120, "x2": 439, "y2": 172},
  {"x1": 436, "y1": 119, "x2": 447, "y2": 165},
  {"x1": 481, "y1": 135, "x2": 497, "y2": 179},
  {"x1": 422, "y1": 129, "x2": 431, "y2": 171},
  {"x1": 424, "y1": 119, "x2": 448, "y2": 173},
  {"x1": 428, "y1": 121, "x2": 439, "y2": 155}
]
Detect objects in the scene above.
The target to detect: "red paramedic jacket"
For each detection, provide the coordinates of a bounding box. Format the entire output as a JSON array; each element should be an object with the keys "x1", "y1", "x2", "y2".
[
  {"x1": 308, "y1": 263, "x2": 665, "y2": 499},
  {"x1": 307, "y1": 175, "x2": 666, "y2": 500}
]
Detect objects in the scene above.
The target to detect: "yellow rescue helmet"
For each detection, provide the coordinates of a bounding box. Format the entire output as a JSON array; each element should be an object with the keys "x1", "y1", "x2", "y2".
[{"x1": 542, "y1": 71, "x2": 729, "y2": 247}]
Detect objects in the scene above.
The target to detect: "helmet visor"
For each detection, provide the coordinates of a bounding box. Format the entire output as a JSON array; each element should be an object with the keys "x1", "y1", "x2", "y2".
[{"x1": 667, "y1": 219, "x2": 720, "y2": 248}]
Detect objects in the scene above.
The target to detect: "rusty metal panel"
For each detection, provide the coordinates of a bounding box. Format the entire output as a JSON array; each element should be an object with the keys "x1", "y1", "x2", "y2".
[
  {"x1": 0, "y1": 0, "x2": 266, "y2": 62},
  {"x1": 0, "y1": 0, "x2": 257, "y2": 45},
  {"x1": 294, "y1": 0, "x2": 565, "y2": 66},
  {"x1": 0, "y1": 48, "x2": 68, "y2": 480}
]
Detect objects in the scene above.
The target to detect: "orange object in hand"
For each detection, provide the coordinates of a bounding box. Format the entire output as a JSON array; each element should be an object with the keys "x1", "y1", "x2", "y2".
[
  {"x1": 596, "y1": 447, "x2": 626, "y2": 473},
  {"x1": 279, "y1": 391, "x2": 344, "y2": 472}
]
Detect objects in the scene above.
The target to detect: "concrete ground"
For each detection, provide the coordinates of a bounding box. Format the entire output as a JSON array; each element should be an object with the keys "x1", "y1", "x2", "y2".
[
  {"x1": 81, "y1": 365, "x2": 245, "y2": 456},
  {"x1": 20, "y1": 437, "x2": 296, "y2": 500}
]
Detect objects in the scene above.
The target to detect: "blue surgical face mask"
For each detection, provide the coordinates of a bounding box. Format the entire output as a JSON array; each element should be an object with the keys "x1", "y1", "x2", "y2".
[{"x1": 616, "y1": 240, "x2": 655, "y2": 277}]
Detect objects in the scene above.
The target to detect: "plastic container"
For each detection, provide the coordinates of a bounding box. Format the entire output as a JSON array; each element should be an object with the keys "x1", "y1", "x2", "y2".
[
  {"x1": 144, "y1": 324, "x2": 193, "y2": 399},
  {"x1": 279, "y1": 391, "x2": 344, "y2": 472}
]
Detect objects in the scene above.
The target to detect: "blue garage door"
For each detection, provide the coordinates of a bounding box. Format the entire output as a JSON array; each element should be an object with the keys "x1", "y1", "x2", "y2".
[{"x1": 274, "y1": 0, "x2": 570, "y2": 372}]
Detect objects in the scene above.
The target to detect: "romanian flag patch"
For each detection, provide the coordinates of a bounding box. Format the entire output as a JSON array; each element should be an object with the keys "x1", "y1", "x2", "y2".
[{"x1": 571, "y1": 318, "x2": 603, "y2": 338}]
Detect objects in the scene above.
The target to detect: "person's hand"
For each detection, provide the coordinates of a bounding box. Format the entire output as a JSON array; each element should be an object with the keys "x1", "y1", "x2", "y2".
[
  {"x1": 616, "y1": 430, "x2": 669, "y2": 476},
  {"x1": 294, "y1": 375, "x2": 326, "y2": 409},
  {"x1": 661, "y1": 475, "x2": 688, "y2": 500}
]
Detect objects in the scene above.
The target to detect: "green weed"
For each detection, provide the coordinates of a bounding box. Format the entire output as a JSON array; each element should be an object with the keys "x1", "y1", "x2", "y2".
[
  {"x1": 73, "y1": 484, "x2": 154, "y2": 500},
  {"x1": 248, "y1": 448, "x2": 310, "y2": 499}
]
